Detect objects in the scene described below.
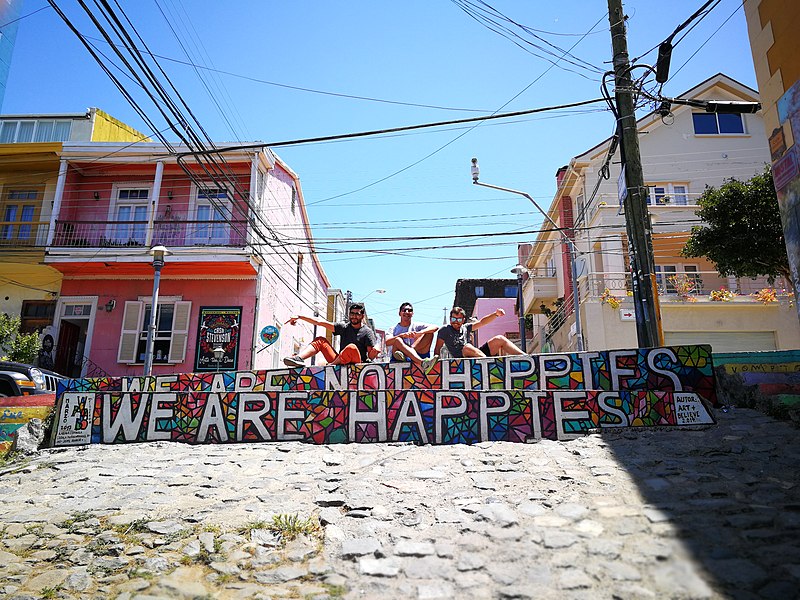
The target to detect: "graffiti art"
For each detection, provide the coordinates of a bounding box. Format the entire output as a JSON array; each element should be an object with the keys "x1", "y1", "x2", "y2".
[{"x1": 52, "y1": 345, "x2": 716, "y2": 447}]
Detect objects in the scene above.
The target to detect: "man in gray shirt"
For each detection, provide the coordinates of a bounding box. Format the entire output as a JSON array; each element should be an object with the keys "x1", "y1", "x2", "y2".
[{"x1": 436, "y1": 306, "x2": 525, "y2": 358}]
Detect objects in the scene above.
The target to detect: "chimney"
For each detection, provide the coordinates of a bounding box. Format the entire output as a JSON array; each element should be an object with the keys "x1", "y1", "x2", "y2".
[{"x1": 555, "y1": 165, "x2": 569, "y2": 188}]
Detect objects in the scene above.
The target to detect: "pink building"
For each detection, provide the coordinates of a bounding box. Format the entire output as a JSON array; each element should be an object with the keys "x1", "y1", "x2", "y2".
[
  {"x1": 472, "y1": 297, "x2": 519, "y2": 346},
  {"x1": 44, "y1": 142, "x2": 329, "y2": 377}
]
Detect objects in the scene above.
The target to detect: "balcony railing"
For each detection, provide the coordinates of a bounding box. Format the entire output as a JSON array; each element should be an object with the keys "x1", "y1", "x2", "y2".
[
  {"x1": 586, "y1": 272, "x2": 794, "y2": 302},
  {"x1": 51, "y1": 219, "x2": 249, "y2": 248},
  {"x1": 0, "y1": 220, "x2": 49, "y2": 247}
]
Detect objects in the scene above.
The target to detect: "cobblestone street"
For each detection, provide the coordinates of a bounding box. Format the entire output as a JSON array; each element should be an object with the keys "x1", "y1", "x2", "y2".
[{"x1": 1, "y1": 407, "x2": 798, "y2": 599}]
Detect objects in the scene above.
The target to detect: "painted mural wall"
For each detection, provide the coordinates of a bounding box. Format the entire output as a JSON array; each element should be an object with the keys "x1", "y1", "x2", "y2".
[{"x1": 52, "y1": 345, "x2": 716, "y2": 447}]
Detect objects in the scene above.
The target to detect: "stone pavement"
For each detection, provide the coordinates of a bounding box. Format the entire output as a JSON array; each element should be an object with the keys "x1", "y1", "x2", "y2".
[{"x1": 0, "y1": 407, "x2": 798, "y2": 600}]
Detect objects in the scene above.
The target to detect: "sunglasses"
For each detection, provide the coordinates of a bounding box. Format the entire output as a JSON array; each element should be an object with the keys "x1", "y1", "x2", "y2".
[
  {"x1": 401, "y1": 308, "x2": 414, "y2": 313},
  {"x1": 450, "y1": 316, "x2": 465, "y2": 323},
  {"x1": 349, "y1": 311, "x2": 363, "y2": 316}
]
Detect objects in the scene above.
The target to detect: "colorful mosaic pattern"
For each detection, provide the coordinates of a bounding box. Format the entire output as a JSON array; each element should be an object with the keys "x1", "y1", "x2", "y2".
[{"x1": 52, "y1": 345, "x2": 717, "y2": 447}]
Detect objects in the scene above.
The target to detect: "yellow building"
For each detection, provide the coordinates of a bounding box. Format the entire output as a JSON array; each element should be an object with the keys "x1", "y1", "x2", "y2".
[
  {"x1": 0, "y1": 109, "x2": 147, "y2": 334},
  {"x1": 744, "y1": 0, "x2": 800, "y2": 324}
]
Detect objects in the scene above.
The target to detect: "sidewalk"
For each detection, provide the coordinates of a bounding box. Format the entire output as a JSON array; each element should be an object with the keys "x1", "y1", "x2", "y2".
[{"x1": 1, "y1": 407, "x2": 798, "y2": 599}]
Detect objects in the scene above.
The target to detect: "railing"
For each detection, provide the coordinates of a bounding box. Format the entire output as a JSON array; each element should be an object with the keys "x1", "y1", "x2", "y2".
[
  {"x1": 585, "y1": 272, "x2": 794, "y2": 301},
  {"x1": 80, "y1": 354, "x2": 109, "y2": 378},
  {"x1": 0, "y1": 220, "x2": 50, "y2": 247},
  {"x1": 51, "y1": 219, "x2": 249, "y2": 248}
]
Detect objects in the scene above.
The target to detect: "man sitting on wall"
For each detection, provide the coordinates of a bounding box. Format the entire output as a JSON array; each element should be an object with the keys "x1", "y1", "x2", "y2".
[
  {"x1": 385, "y1": 302, "x2": 439, "y2": 373},
  {"x1": 436, "y1": 306, "x2": 525, "y2": 359},
  {"x1": 283, "y1": 302, "x2": 379, "y2": 367}
]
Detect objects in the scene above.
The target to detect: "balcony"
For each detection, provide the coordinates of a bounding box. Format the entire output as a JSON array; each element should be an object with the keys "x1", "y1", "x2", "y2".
[
  {"x1": 0, "y1": 219, "x2": 49, "y2": 247},
  {"x1": 522, "y1": 267, "x2": 560, "y2": 312},
  {"x1": 51, "y1": 219, "x2": 249, "y2": 248},
  {"x1": 585, "y1": 272, "x2": 795, "y2": 303}
]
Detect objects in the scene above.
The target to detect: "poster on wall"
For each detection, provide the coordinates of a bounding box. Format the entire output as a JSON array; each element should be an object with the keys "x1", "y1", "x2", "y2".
[{"x1": 195, "y1": 307, "x2": 242, "y2": 372}]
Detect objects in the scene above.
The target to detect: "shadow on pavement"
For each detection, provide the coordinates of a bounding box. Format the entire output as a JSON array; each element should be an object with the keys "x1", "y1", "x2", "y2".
[{"x1": 602, "y1": 407, "x2": 800, "y2": 599}]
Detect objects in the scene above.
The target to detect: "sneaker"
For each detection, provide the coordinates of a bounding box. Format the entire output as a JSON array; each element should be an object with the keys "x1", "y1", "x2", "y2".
[
  {"x1": 283, "y1": 355, "x2": 304, "y2": 368},
  {"x1": 421, "y1": 355, "x2": 439, "y2": 374},
  {"x1": 393, "y1": 350, "x2": 405, "y2": 361}
]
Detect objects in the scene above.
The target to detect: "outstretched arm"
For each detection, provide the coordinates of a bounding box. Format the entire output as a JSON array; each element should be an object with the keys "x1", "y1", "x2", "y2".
[
  {"x1": 285, "y1": 314, "x2": 335, "y2": 332},
  {"x1": 472, "y1": 308, "x2": 505, "y2": 331},
  {"x1": 386, "y1": 323, "x2": 439, "y2": 346}
]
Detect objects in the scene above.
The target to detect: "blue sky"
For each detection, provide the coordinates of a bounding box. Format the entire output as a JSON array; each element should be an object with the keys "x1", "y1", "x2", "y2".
[{"x1": 4, "y1": 0, "x2": 758, "y2": 331}]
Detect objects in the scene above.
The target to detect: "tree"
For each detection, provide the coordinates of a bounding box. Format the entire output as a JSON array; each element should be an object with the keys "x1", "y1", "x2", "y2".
[
  {"x1": 682, "y1": 168, "x2": 793, "y2": 293},
  {"x1": 0, "y1": 313, "x2": 41, "y2": 364}
]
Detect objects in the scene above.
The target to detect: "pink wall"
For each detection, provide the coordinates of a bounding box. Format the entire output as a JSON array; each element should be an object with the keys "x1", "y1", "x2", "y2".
[
  {"x1": 472, "y1": 297, "x2": 519, "y2": 345},
  {"x1": 60, "y1": 277, "x2": 257, "y2": 377}
]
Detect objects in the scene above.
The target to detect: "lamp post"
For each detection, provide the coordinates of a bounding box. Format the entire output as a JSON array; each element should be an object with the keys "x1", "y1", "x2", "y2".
[
  {"x1": 510, "y1": 264, "x2": 527, "y2": 353},
  {"x1": 143, "y1": 245, "x2": 171, "y2": 376},
  {"x1": 471, "y1": 159, "x2": 584, "y2": 352},
  {"x1": 213, "y1": 346, "x2": 224, "y2": 372}
]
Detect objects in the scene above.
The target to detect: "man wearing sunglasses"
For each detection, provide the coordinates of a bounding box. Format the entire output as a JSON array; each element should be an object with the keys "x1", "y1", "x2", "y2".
[
  {"x1": 385, "y1": 302, "x2": 439, "y2": 373},
  {"x1": 435, "y1": 306, "x2": 525, "y2": 359},
  {"x1": 283, "y1": 302, "x2": 379, "y2": 367}
]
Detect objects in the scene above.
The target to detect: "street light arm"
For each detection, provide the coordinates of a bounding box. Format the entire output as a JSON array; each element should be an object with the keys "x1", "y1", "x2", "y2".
[
  {"x1": 471, "y1": 172, "x2": 584, "y2": 352},
  {"x1": 473, "y1": 180, "x2": 574, "y2": 249}
]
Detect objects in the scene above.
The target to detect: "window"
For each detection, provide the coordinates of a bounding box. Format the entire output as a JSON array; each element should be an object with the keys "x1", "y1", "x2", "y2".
[
  {"x1": 475, "y1": 286, "x2": 485, "y2": 297},
  {"x1": 113, "y1": 188, "x2": 149, "y2": 245},
  {"x1": 655, "y1": 265, "x2": 677, "y2": 293},
  {"x1": 647, "y1": 183, "x2": 690, "y2": 205},
  {"x1": 20, "y1": 300, "x2": 56, "y2": 334},
  {"x1": 576, "y1": 194, "x2": 585, "y2": 221},
  {"x1": 296, "y1": 253, "x2": 304, "y2": 293},
  {"x1": 193, "y1": 187, "x2": 230, "y2": 244},
  {"x1": 692, "y1": 113, "x2": 745, "y2": 135},
  {"x1": 117, "y1": 300, "x2": 191, "y2": 364},
  {"x1": 504, "y1": 285, "x2": 518, "y2": 298},
  {"x1": 0, "y1": 119, "x2": 72, "y2": 143},
  {"x1": 656, "y1": 265, "x2": 702, "y2": 294},
  {"x1": 546, "y1": 257, "x2": 556, "y2": 277},
  {"x1": 291, "y1": 185, "x2": 297, "y2": 215},
  {"x1": 1, "y1": 188, "x2": 41, "y2": 242}
]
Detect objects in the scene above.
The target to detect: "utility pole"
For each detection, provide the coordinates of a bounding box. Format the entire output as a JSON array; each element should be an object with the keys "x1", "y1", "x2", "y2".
[{"x1": 607, "y1": 0, "x2": 663, "y2": 348}]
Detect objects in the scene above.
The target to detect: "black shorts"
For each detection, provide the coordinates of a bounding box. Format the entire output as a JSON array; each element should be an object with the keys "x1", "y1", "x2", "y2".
[{"x1": 479, "y1": 342, "x2": 491, "y2": 356}]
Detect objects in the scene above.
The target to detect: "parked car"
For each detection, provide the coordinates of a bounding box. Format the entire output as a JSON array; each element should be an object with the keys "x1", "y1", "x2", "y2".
[{"x1": 0, "y1": 361, "x2": 65, "y2": 397}]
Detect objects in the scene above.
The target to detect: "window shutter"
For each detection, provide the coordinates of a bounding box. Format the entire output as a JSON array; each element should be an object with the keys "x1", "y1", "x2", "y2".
[
  {"x1": 118, "y1": 301, "x2": 143, "y2": 363},
  {"x1": 169, "y1": 301, "x2": 192, "y2": 363}
]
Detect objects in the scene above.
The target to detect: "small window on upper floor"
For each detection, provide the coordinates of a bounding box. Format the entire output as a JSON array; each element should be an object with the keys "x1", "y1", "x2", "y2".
[
  {"x1": 692, "y1": 112, "x2": 744, "y2": 135},
  {"x1": 291, "y1": 186, "x2": 297, "y2": 215},
  {"x1": 296, "y1": 253, "x2": 304, "y2": 293},
  {"x1": 647, "y1": 183, "x2": 690, "y2": 205},
  {"x1": 504, "y1": 285, "x2": 517, "y2": 298},
  {"x1": 475, "y1": 286, "x2": 484, "y2": 297}
]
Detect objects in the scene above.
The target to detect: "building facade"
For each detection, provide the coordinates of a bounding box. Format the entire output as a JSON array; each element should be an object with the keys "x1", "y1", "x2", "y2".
[
  {"x1": 0, "y1": 120, "x2": 331, "y2": 377},
  {"x1": 41, "y1": 142, "x2": 328, "y2": 377},
  {"x1": 744, "y1": 0, "x2": 800, "y2": 324},
  {"x1": 523, "y1": 74, "x2": 800, "y2": 353},
  {"x1": 0, "y1": 109, "x2": 148, "y2": 341}
]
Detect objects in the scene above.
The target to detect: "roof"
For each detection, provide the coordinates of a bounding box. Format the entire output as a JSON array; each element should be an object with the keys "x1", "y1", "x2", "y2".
[{"x1": 453, "y1": 278, "x2": 517, "y2": 317}]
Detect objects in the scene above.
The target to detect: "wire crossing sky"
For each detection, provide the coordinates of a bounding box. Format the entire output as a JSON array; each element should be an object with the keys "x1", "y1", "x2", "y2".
[{"x1": 4, "y1": 0, "x2": 759, "y2": 328}]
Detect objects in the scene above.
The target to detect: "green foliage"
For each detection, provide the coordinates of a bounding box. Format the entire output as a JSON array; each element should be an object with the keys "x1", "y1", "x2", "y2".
[
  {"x1": 270, "y1": 513, "x2": 317, "y2": 541},
  {"x1": 0, "y1": 313, "x2": 41, "y2": 364},
  {"x1": 682, "y1": 168, "x2": 791, "y2": 288}
]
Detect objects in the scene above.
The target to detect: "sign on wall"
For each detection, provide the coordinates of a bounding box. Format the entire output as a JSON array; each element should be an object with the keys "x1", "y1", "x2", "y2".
[
  {"x1": 195, "y1": 307, "x2": 242, "y2": 372},
  {"x1": 53, "y1": 345, "x2": 717, "y2": 447}
]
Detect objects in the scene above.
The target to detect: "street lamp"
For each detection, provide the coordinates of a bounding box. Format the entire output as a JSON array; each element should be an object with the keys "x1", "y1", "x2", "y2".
[
  {"x1": 360, "y1": 289, "x2": 386, "y2": 302},
  {"x1": 471, "y1": 159, "x2": 584, "y2": 352},
  {"x1": 510, "y1": 264, "x2": 527, "y2": 353},
  {"x1": 143, "y1": 245, "x2": 171, "y2": 376},
  {"x1": 213, "y1": 346, "x2": 224, "y2": 372}
]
